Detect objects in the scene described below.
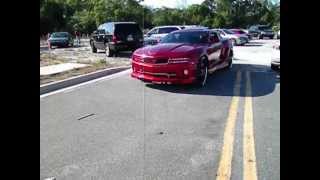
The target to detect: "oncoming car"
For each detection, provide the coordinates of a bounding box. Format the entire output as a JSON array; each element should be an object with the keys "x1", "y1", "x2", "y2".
[
  {"x1": 144, "y1": 26, "x2": 184, "y2": 46},
  {"x1": 48, "y1": 32, "x2": 74, "y2": 48},
  {"x1": 131, "y1": 29, "x2": 233, "y2": 87}
]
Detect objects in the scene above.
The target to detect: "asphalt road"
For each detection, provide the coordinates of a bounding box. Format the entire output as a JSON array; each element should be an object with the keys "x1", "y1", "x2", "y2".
[{"x1": 40, "y1": 39, "x2": 280, "y2": 180}]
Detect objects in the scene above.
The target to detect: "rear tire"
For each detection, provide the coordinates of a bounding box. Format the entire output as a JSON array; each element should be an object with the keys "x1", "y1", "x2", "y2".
[
  {"x1": 226, "y1": 50, "x2": 233, "y2": 69},
  {"x1": 91, "y1": 42, "x2": 97, "y2": 53},
  {"x1": 195, "y1": 57, "x2": 208, "y2": 87},
  {"x1": 105, "y1": 43, "x2": 114, "y2": 57}
]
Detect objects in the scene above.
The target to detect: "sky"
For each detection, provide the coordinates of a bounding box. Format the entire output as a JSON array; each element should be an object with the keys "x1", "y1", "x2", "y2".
[{"x1": 140, "y1": 0, "x2": 280, "y2": 9}]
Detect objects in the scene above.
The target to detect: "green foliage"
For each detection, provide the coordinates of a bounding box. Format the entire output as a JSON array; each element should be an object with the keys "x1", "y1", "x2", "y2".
[{"x1": 40, "y1": 0, "x2": 280, "y2": 35}]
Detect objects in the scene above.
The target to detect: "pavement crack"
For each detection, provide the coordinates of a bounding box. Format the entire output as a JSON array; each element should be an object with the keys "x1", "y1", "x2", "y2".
[{"x1": 77, "y1": 113, "x2": 95, "y2": 121}]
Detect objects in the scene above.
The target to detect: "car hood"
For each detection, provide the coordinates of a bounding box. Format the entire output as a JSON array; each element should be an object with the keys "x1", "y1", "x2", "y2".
[
  {"x1": 224, "y1": 34, "x2": 238, "y2": 39},
  {"x1": 234, "y1": 34, "x2": 248, "y2": 38},
  {"x1": 135, "y1": 43, "x2": 202, "y2": 57},
  {"x1": 261, "y1": 30, "x2": 274, "y2": 33}
]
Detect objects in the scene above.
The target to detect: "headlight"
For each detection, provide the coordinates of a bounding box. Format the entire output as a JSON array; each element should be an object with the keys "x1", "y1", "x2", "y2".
[{"x1": 168, "y1": 57, "x2": 190, "y2": 63}]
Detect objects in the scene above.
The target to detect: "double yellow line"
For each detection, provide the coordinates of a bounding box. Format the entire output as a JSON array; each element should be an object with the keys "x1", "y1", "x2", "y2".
[{"x1": 216, "y1": 71, "x2": 258, "y2": 180}]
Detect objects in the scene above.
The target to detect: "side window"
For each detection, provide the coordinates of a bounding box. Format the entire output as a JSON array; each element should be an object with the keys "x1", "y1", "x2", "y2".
[
  {"x1": 98, "y1": 24, "x2": 103, "y2": 30},
  {"x1": 210, "y1": 32, "x2": 220, "y2": 43},
  {"x1": 218, "y1": 30, "x2": 225, "y2": 36},
  {"x1": 216, "y1": 32, "x2": 222, "y2": 41},
  {"x1": 148, "y1": 28, "x2": 158, "y2": 35},
  {"x1": 250, "y1": 26, "x2": 256, "y2": 31},
  {"x1": 105, "y1": 23, "x2": 113, "y2": 34},
  {"x1": 98, "y1": 29, "x2": 105, "y2": 34},
  {"x1": 158, "y1": 27, "x2": 179, "y2": 34}
]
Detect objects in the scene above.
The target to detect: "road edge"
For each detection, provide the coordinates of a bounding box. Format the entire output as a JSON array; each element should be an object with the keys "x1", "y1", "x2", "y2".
[{"x1": 40, "y1": 66, "x2": 130, "y2": 95}]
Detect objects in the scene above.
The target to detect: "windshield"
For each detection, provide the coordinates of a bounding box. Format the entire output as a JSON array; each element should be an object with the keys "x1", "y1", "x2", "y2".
[
  {"x1": 222, "y1": 29, "x2": 234, "y2": 34},
  {"x1": 115, "y1": 24, "x2": 142, "y2": 35},
  {"x1": 51, "y1": 32, "x2": 68, "y2": 38},
  {"x1": 231, "y1": 29, "x2": 245, "y2": 34},
  {"x1": 160, "y1": 31, "x2": 209, "y2": 44},
  {"x1": 258, "y1": 26, "x2": 271, "y2": 30}
]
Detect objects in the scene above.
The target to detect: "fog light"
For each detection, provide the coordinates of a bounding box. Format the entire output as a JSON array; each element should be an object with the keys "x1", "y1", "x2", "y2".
[{"x1": 183, "y1": 69, "x2": 189, "y2": 75}]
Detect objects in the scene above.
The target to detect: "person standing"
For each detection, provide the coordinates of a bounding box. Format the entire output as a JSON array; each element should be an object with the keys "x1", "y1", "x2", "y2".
[
  {"x1": 47, "y1": 32, "x2": 51, "y2": 49},
  {"x1": 75, "y1": 30, "x2": 81, "y2": 46}
]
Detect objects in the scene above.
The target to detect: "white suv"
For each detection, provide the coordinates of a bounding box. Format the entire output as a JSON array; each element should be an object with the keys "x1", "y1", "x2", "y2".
[
  {"x1": 144, "y1": 25, "x2": 207, "y2": 46},
  {"x1": 212, "y1": 28, "x2": 249, "y2": 46},
  {"x1": 144, "y1": 26, "x2": 184, "y2": 46}
]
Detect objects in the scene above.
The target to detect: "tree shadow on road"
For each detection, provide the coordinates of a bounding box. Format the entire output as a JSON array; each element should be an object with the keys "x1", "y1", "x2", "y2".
[{"x1": 145, "y1": 64, "x2": 279, "y2": 97}]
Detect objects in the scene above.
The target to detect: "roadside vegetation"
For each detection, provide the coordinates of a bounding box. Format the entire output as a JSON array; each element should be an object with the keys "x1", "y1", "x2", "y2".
[{"x1": 40, "y1": 0, "x2": 279, "y2": 35}]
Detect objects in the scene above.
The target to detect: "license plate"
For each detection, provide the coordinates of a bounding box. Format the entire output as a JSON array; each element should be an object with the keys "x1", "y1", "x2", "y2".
[{"x1": 127, "y1": 35, "x2": 133, "y2": 41}]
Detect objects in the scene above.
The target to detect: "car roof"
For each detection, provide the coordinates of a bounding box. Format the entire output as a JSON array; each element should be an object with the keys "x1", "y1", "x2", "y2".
[
  {"x1": 152, "y1": 25, "x2": 183, "y2": 28},
  {"x1": 104, "y1": 22, "x2": 137, "y2": 25},
  {"x1": 52, "y1": 32, "x2": 69, "y2": 34},
  {"x1": 176, "y1": 28, "x2": 210, "y2": 33}
]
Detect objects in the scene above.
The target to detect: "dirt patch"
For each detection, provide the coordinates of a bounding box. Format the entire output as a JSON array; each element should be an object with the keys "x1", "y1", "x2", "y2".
[{"x1": 40, "y1": 60, "x2": 130, "y2": 85}]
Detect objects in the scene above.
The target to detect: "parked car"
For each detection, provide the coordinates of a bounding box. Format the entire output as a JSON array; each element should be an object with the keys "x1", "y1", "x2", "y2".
[
  {"x1": 229, "y1": 28, "x2": 252, "y2": 40},
  {"x1": 144, "y1": 25, "x2": 208, "y2": 46},
  {"x1": 144, "y1": 26, "x2": 184, "y2": 46},
  {"x1": 212, "y1": 28, "x2": 248, "y2": 46},
  {"x1": 248, "y1": 25, "x2": 275, "y2": 39},
  {"x1": 48, "y1": 32, "x2": 74, "y2": 48},
  {"x1": 131, "y1": 29, "x2": 233, "y2": 87},
  {"x1": 90, "y1": 22, "x2": 143, "y2": 57},
  {"x1": 271, "y1": 42, "x2": 280, "y2": 71}
]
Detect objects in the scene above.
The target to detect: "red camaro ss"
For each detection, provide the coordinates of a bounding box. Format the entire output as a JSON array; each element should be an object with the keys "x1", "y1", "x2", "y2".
[{"x1": 131, "y1": 29, "x2": 233, "y2": 86}]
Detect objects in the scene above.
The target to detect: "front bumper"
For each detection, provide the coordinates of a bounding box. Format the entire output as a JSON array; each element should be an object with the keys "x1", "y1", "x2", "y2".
[
  {"x1": 49, "y1": 41, "x2": 68, "y2": 46},
  {"x1": 131, "y1": 60, "x2": 197, "y2": 84},
  {"x1": 236, "y1": 38, "x2": 247, "y2": 45}
]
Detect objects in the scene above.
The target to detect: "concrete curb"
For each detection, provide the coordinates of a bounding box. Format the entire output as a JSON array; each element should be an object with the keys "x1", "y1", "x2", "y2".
[{"x1": 40, "y1": 66, "x2": 130, "y2": 95}]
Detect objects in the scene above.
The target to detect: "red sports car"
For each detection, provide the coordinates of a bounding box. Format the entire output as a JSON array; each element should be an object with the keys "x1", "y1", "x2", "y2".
[{"x1": 131, "y1": 29, "x2": 233, "y2": 86}]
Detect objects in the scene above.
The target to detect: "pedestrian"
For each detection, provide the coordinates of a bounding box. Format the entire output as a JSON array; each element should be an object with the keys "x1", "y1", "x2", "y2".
[
  {"x1": 47, "y1": 32, "x2": 51, "y2": 49},
  {"x1": 75, "y1": 30, "x2": 81, "y2": 46}
]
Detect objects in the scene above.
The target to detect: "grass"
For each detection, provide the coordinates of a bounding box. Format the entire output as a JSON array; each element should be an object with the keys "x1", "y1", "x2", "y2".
[{"x1": 40, "y1": 59, "x2": 129, "y2": 85}]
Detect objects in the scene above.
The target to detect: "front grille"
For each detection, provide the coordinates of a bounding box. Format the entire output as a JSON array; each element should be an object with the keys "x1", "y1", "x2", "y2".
[
  {"x1": 135, "y1": 68, "x2": 176, "y2": 78},
  {"x1": 155, "y1": 58, "x2": 168, "y2": 64},
  {"x1": 240, "y1": 37, "x2": 247, "y2": 42},
  {"x1": 134, "y1": 56, "x2": 168, "y2": 64}
]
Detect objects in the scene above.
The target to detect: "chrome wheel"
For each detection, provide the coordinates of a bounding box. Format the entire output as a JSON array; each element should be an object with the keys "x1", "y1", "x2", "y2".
[{"x1": 197, "y1": 58, "x2": 208, "y2": 87}]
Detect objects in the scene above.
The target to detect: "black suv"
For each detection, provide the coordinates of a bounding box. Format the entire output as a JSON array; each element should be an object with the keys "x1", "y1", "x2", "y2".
[
  {"x1": 90, "y1": 22, "x2": 143, "y2": 57},
  {"x1": 248, "y1": 25, "x2": 274, "y2": 39}
]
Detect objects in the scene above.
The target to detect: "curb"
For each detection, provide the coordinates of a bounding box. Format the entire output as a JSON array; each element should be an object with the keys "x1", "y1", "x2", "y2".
[{"x1": 40, "y1": 66, "x2": 130, "y2": 95}]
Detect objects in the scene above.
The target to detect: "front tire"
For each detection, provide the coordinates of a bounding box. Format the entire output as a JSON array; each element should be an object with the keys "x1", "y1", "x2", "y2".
[
  {"x1": 231, "y1": 39, "x2": 236, "y2": 46},
  {"x1": 226, "y1": 50, "x2": 233, "y2": 69},
  {"x1": 195, "y1": 57, "x2": 208, "y2": 87},
  {"x1": 259, "y1": 34, "x2": 264, "y2": 39}
]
